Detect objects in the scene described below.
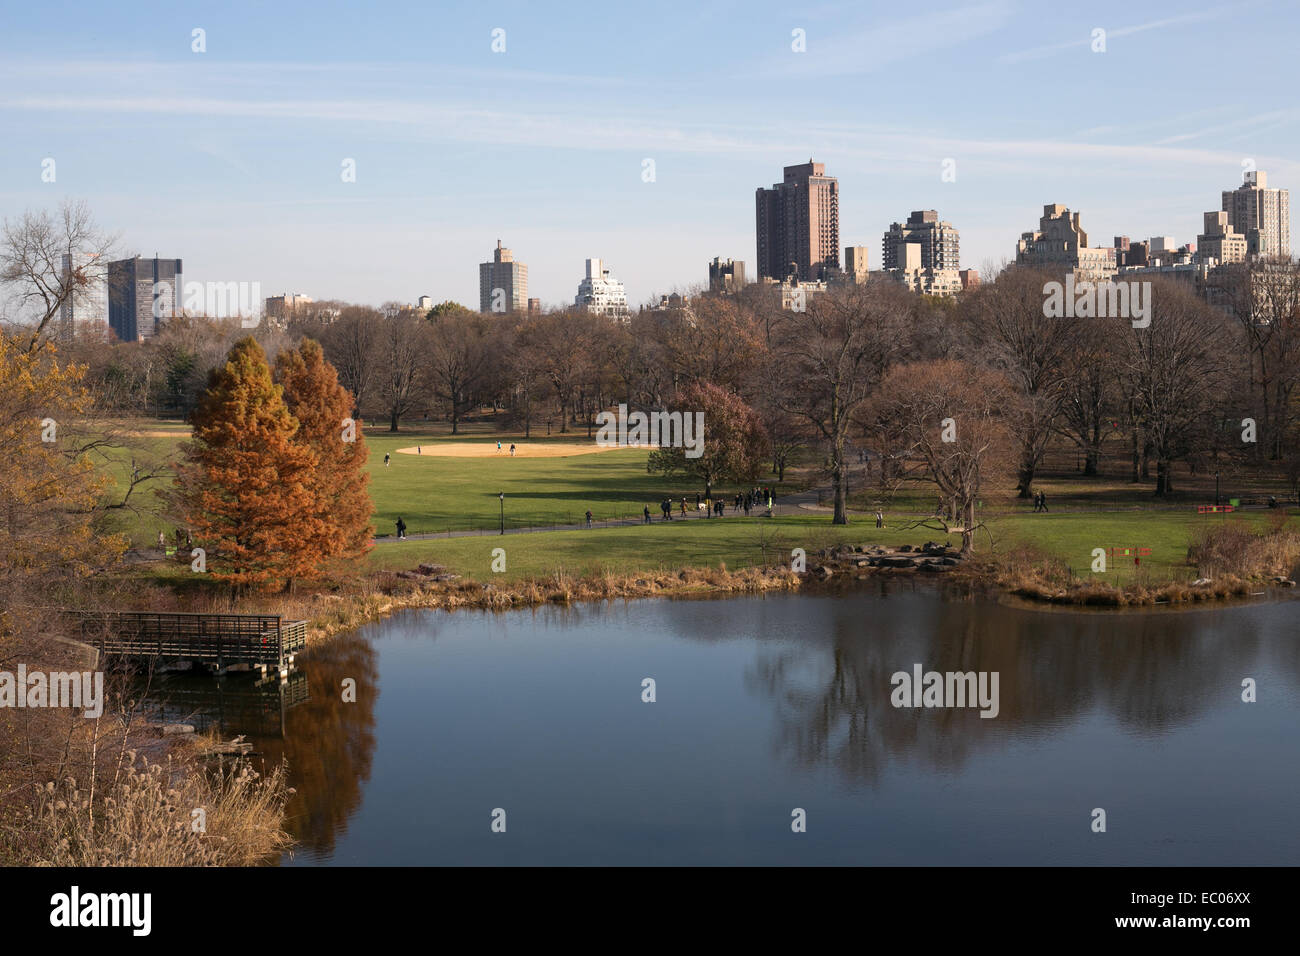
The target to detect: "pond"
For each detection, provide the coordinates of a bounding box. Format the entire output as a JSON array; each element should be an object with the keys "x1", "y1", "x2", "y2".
[{"x1": 146, "y1": 582, "x2": 1300, "y2": 865}]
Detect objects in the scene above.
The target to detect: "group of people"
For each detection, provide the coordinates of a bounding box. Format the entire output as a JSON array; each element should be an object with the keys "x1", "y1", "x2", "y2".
[
  {"x1": 650, "y1": 488, "x2": 775, "y2": 522},
  {"x1": 1031, "y1": 490, "x2": 1050, "y2": 513}
]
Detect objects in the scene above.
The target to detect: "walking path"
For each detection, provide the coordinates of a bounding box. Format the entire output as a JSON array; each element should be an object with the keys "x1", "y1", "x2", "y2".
[
  {"x1": 385, "y1": 488, "x2": 813, "y2": 543},
  {"x1": 378, "y1": 484, "x2": 1279, "y2": 544}
]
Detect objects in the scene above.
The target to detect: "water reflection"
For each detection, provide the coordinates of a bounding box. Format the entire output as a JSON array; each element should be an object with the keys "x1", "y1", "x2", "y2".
[
  {"x1": 140, "y1": 584, "x2": 1300, "y2": 865},
  {"x1": 145, "y1": 628, "x2": 378, "y2": 860}
]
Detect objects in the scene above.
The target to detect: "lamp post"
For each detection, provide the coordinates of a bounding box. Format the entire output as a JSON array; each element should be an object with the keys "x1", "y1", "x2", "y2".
[
  {"x1": 1214, "y1": 471, "x2": 1220, "y2": 507},
  {"x1": 499, "y1": 492, "x2": 505, "y2": 535}
]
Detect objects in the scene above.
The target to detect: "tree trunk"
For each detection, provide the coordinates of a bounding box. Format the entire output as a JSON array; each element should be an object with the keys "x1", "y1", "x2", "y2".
[
  {"x1": 1154, "y1": 459, "x2": 1173, "y2": 495},
  {"x1": 1016, "y1": 462, "x2": 1034, "y2": 498},
  {"x1": 832, "y1": 454, "x2": 848, "y2": 525},
  {"x1": 960, "y1": 499, "x2": 975, "y2": 555},
  {"x1": 390, "y1": 408, "x2": 399, "y2": 432}
]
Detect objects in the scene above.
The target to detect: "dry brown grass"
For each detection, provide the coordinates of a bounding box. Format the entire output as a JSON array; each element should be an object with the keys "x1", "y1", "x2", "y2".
[
  {"x1": 26, "y1": 746, "x2": 291, "y2": 866},
  {"x1": 1187, "y1": 514, "x2": 1300, "y2": 580},
  {"x1": 980, "y1": 542, "x2": 1257, "y2": 606}
]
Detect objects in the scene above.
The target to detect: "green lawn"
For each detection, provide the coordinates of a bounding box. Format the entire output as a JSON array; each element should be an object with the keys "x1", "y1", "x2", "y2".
[
  {"x1": 366, "y1": 514, "x2": 931, "y2": 580},
  {"x1": 94, "y1": 419, "x2": 1291, "y2": 587},
  {"x1": 97, "y1": 423, "x2": 800, "y2": 545},
  {"x1": 364, "y1": 508, "x2": 1284, "y2": 584}
]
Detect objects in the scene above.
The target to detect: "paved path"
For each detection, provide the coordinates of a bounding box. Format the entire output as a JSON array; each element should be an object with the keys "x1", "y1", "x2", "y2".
[
  {"x1": 377, "y1": 485, "x2": 1282, "y2": 544},
  {"x1": 383, "y1": 488, "x2": 816, "y2": 543}
]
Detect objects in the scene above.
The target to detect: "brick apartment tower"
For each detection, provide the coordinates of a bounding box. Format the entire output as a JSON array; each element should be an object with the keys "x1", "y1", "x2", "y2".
[
  {"x1": 1222, "y1": 171, "x2": 1290, "y2": 259},
  {"x1": 755, "y1": 160, "x2": 840, "y2": 282},
  {"x1": 479, "y1": 240, "x2": 528, "y2": 313}
]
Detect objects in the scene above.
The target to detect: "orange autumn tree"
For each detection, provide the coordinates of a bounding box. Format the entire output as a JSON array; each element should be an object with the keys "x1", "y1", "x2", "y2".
[
  {"x1": 275, "y1": 338, "x2": 373, "y2": 568},
  {"x1": 0, "y1": 335, "x2": 125, "y2": 588},
  {"x1": 173, "y1": 337, "x2": 321, "y2": 592}
]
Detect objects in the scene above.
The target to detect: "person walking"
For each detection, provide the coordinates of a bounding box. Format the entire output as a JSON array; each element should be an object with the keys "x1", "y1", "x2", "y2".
[
  {"x1": 585, "y1": 509, "x2": 593, "y2": 528},
  {"x1": 384, "y1": 453, "x2": 391, "y2": 467},
  {"x1": 417, "y1": 446, "x2": 422, "y2": 455},
  {"x1": 661, "y1": 499, "x2": 671, "y2": 521},
  {"x1": 498, "y1": 441, "x2": 502, "y2": 453},
  {"x1": 510, "y1": 444, "x2": 516, "y2": 457},
  {"x1": 643, "y1": 505, "x2": 652, "y2": 524},
  {"x1": 396, "y1": 516, "x2": 407, "y2": 540},
  {"x1": 680, "y1": 497, "x2": 687, "y2": 518},
  {"x1": 875, "y1": 509, "x2": 884, "y2": 529},
  {"x1": 157, "y1": 530, "x2": 166, "y2": 552},
  {"x1": 1039, "y1": 491, "x2": 1049, "y2": 513},
  {"x1": 715, "y1": 499, "x2": 724, "y2": 517},
  {"x1": 766, "y1": 491, "x2": 773, "y2": 517}
]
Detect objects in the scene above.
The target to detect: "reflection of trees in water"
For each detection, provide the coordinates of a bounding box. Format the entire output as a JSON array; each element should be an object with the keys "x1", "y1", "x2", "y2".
[
  {"x1": 256, "y1": 629, "x2": 378, "y2": 859},
  {"x1": 741, "y1": 593, "x2": 1282, "y2": 784}
]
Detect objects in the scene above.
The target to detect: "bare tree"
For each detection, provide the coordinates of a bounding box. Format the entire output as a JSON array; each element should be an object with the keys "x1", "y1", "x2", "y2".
[
  {"x1": 426, "y1": 312, "x2": 496, "y2": 434},
  {"x1": 319, "y1": 306, "x2": 381, "y2": 418},
  {"x1": 1119, "y1": 280, "x2": 1233, "y2": 495},
  {"x1": 1, "y1": 200, "x2": 116, "y2": 352},
  {"x1": 374, "y1": 312, "x2": 430, "y2": 431},
  {"x1": 960, "y1": 267, "x2": 1082, "y2": 497},
  {"x1": 770, "y1": 283, "x2": 911, "y2": 524},
  {"x1": 870, "y1": 360, "x2": 1014, "y2": 554}
]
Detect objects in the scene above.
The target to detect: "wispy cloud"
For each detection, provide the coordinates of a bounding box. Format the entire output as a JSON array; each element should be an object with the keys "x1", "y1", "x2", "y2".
[
  {"x1": 997, "y1": 7, "x2": 1236, "y2": 63},
  {"x1": 765, "y1": 1, "x2": 1014, "y2": 76}
]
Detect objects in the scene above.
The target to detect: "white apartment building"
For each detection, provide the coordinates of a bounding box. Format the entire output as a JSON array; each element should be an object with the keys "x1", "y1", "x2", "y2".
[{"x1": 575, "y1": 258, "x2": 629, "y2": 319}]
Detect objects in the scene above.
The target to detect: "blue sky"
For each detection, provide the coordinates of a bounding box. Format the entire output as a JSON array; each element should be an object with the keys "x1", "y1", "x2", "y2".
[{"x1": 2, "y1": 0, "x2": 1297, "y2": 309}]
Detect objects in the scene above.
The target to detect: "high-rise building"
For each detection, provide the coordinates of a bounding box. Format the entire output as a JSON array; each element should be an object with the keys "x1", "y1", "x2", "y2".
[
  {"x1": 882, "y1": 243, "x2": 963, "y2": 297},
  {"x1": 1015, "y1": 205, "x2": 1116, "y2": 281},
  {"x1": 575, "y1": 258, "x2": 629, "y2": 319},
  {"x1": 755, "y1": 160, "x2": 840, "y2": 282},
  {"x1": 881, "y1": 210, "x2": 959, "y2": 272},
  {"x1": 844, "y1": 246, "x2": 870, "y2": 284},
  {"x1": 708, "y1": 257, "x2": 746, "y2": 293},
  {"x1": 1222, "y1": 171, "x2": 1290, "y2": 259},
  {"x1": 59, "y1": 252, "x2": 109, "y2": 340},
  {"x1": 107, "y1": 255, "x2": 183, "y2": 342},
  {"x1": 478, "y1": 240, "x2": 529, "y2": 313},
  {"x1": 1197, "y1": 211, "x2": 1247, "y2": 265}
]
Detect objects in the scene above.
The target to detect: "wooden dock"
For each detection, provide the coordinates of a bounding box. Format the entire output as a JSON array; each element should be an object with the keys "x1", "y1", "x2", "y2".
[{"x1": 75, "y1": 611, "x2": 308, "y2": 679}]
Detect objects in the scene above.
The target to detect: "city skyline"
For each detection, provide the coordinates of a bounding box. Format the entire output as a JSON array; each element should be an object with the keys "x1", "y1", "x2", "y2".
[{"x1": 3, "y1": 1, "x2": 1299, "y2": 310}]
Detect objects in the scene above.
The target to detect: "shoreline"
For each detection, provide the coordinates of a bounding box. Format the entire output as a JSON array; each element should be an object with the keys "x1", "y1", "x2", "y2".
[{"x1": 287, "y1": 545, "x2": 1295, "y2": 650}]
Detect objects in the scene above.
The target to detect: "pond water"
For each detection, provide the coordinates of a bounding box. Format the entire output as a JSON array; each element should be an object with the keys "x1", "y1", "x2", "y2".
[{"x1": 147, "y1": 582, "x2": 1300, "y2": 865}]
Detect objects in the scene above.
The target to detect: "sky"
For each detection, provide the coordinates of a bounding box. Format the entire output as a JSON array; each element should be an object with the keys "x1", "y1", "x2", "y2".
[{"x1": 2, "y1": 0, "x2": 1298, "y2": 311}]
